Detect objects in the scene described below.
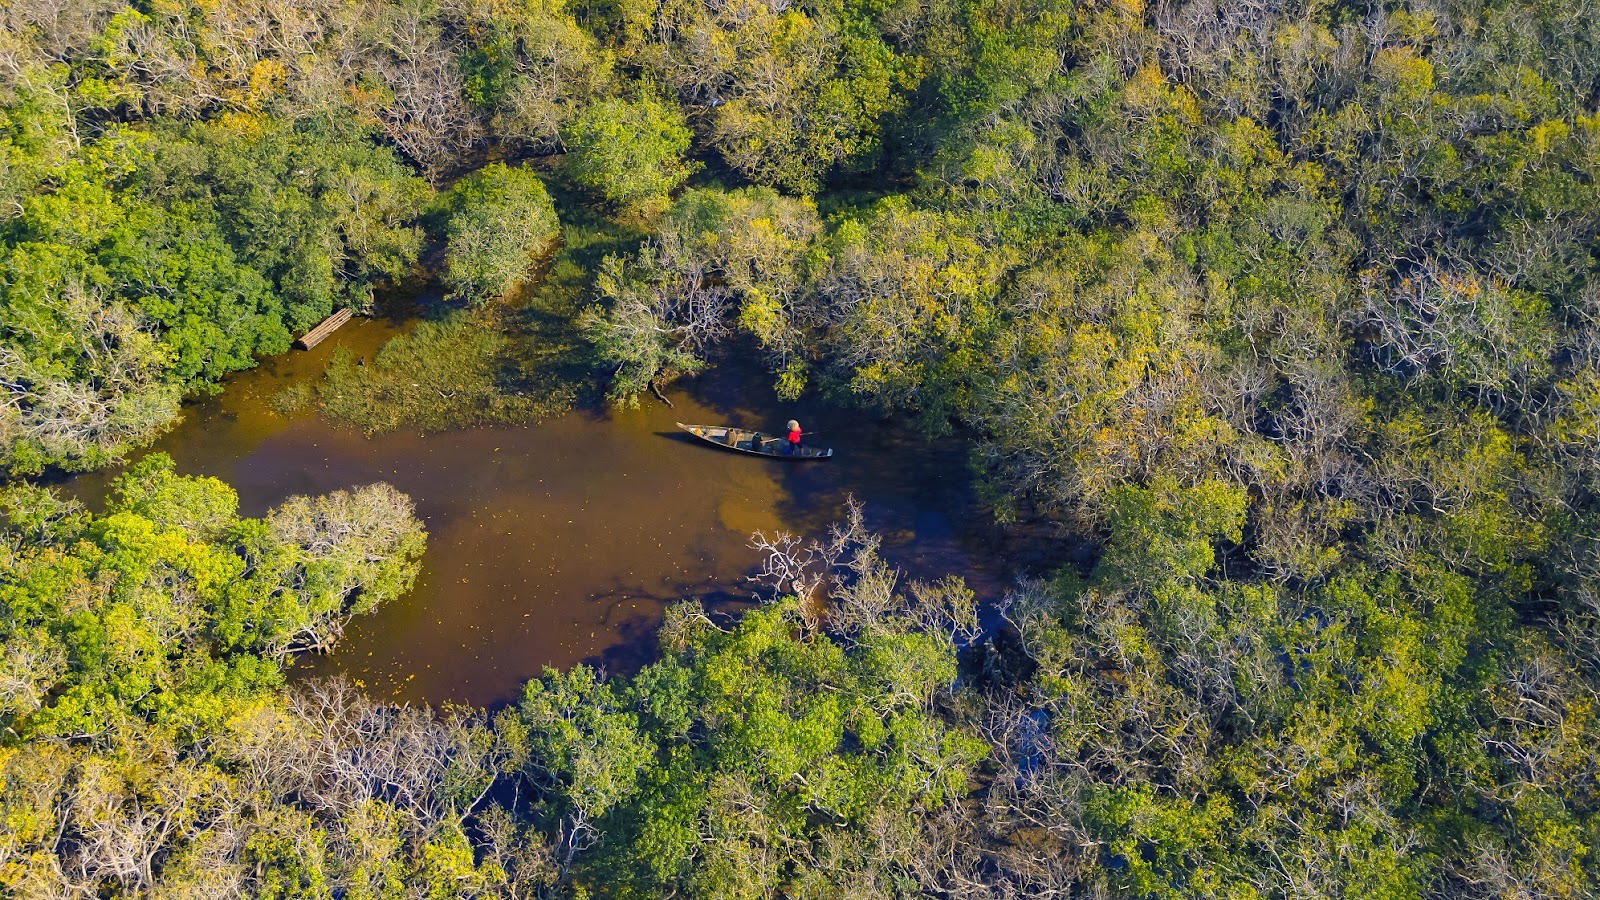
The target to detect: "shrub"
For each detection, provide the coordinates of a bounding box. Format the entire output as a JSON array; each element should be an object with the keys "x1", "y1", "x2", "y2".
[
  {"x1": 443, "y1": 163, "x2": 560, "y2": 304},
  {"x1": 562, "y1": 96, "x2": 696, "y2": 214}
]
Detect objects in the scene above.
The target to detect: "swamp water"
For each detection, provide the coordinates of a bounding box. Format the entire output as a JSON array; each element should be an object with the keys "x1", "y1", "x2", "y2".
[{"x1": 66, "y1": 316, "x2": 1028, "y2": 706}]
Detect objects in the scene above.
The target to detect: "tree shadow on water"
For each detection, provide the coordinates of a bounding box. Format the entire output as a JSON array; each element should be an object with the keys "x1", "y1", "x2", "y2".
[
  {"x1": 494, "y1": 172, "x2": 648, "y2": 415},
  {"x1": 583, "y1": 585, "x2": 755, "y2": 677}
]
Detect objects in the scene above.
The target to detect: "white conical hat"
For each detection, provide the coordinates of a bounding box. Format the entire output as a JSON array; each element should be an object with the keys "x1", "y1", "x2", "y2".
[{"x1": 786, "y1": 420, "x2": 800, "y2": 431}]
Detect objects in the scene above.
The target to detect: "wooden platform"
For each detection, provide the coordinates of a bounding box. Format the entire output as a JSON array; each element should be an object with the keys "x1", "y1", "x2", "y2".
[{"x1": 295, "y1": 308, "x2": 352, "y2": 349}]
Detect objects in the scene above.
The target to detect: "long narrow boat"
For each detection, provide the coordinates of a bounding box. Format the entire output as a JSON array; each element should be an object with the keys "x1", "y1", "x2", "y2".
[{"x1": 676, "y1": 423, "x2": 833, "y2": 459}]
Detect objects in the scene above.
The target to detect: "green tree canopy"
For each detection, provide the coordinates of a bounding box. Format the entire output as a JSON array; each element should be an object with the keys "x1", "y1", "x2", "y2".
[
  {"x1": 441, "y1": 162, "x2": 561, "y2": 304},
  {"x1": 562, "y1": 95, "x2": 696, "y2": 215}
]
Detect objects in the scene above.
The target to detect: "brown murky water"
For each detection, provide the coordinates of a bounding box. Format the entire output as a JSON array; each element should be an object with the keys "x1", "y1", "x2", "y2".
[{"x1": 65, "y1": 317, "x2": 1029, "y2": 706}]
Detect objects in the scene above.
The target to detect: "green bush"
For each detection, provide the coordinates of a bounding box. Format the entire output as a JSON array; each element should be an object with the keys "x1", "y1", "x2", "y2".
[
  {"x1": 562, "y1": 96, "x2": 696, "y2": 214},
  {"x1": 442, "y1": 163, "x2": 561, "y2": 304}
]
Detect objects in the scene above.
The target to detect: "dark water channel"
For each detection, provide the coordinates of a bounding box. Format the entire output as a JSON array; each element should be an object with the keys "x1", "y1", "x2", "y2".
[{"x1": 65, "y1": 317, "x2": 1038, "y2": 706}]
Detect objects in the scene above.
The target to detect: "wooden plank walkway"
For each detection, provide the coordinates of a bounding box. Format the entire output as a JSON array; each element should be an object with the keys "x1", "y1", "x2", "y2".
[{"x1": 295, "y1": 308, "x2": 352, "y2": 349}]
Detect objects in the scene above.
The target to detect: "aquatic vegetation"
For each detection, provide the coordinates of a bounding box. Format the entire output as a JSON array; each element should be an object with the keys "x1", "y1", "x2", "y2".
[
  {"x1": 269, "y1": 381, "x2": 313, "y2": 416},
  {"x1": 317, "y1": 308, "x2": 575, "y2": 434}
]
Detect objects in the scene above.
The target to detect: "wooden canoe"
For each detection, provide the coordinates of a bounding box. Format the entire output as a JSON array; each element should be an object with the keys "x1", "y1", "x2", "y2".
[{"x1": 676, "y1": 423, "x2": 833, "y2": 459}]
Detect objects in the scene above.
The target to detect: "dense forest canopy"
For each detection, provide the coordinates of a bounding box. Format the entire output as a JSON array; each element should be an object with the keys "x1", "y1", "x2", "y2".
[{"x1": 2, "y1": 0, "x2": 1600, "y2": 896}]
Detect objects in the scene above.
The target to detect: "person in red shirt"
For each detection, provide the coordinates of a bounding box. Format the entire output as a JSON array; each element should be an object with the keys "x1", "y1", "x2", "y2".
[{"x1": 786, "y1": 419, "x2": 803, "y2": 455}]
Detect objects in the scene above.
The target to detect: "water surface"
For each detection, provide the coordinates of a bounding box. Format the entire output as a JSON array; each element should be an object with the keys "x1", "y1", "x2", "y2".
[{"x1": 67, "y1": 319, "x2": 1028, "y2": 705}]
